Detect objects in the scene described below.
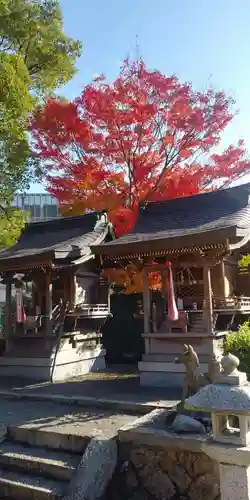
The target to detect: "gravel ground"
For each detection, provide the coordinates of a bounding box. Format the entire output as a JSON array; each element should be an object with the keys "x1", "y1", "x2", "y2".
[{"x1": 0, "y1": 398, "x2": 138, "y2": 438}]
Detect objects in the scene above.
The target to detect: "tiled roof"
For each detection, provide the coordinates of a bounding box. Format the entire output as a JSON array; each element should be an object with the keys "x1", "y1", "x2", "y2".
[
  {"x1": 0, "y1": 212, "x2": 111, "y2": 269},
  {"x1": 92, "y1": 183, "x2": 250, "y2": 257}
]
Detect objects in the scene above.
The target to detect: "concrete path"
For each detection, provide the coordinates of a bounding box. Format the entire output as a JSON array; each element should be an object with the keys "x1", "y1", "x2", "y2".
[
  {"x1": 0, "y1": 398, "x2": 138, "y2": 439},
  {"x1": 0, "y1": 368, "x2": 181, "y2": 413}
]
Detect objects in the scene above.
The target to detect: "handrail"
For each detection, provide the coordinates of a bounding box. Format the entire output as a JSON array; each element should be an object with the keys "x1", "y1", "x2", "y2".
[
  {"x1": 50, "y1": 301, "x2": 69, "y2": 382},
  {"x1": 51, "y1": 300, "x2": 66, "y2": 335}
]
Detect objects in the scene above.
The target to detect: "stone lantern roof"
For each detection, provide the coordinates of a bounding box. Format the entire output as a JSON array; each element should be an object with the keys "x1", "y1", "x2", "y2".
[
  {"x1": 184, "y1": 384, "x2": 250, "y2": 415},
  {"x1": 184, "y1": 353, "x2": 250, "y2": 415}
]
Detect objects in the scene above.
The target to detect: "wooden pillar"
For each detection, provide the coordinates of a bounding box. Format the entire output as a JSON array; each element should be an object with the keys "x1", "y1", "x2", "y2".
[
  {"x1": 45, "y1": 271, "x2": 52, "y2": 335},
  {"x1": 161, "y1": 269, "x2": 168, "y2": 313},
  {"x1": 67, "y1": 273, "x2": 76, "y2": 311},
  {"x1": 4, "y1": 279, "x2": 12, "y2": 351},
  {"x1": 107, "y1": 286, "x2": 111, "y2": 313},
  {"x1": 203, "y1": 263, "x2": 213, "y2": 334},
  {"x1": 143, "y1": 268, "x2": 150, "y2": 334},
  {"x1": 220, "y1": 261, "x2": 226, "y2": 298},
  {"x1": 31, "y1": 281, "x2": 36, "y2": 310}
]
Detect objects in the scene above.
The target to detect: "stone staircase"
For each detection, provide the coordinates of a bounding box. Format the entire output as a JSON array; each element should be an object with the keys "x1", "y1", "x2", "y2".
[{"x1": 0, "y1": 425, "x2": 85, "y2": 499}]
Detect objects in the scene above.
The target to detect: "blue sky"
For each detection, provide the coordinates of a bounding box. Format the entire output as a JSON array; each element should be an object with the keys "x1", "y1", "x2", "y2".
[{"x1": 31, "y1": 0, "x2": 250, "y2": 192}]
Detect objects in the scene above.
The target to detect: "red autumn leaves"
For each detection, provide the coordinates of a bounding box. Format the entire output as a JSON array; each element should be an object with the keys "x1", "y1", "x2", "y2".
[{"x1": 31, "y1": 58, "x2": 250, "y2": 238}]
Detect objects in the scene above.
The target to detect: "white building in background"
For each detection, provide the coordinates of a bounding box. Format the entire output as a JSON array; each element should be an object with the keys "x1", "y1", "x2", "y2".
[{"x1": 12, "y1": 193, "x2": 59, "y2": 222}]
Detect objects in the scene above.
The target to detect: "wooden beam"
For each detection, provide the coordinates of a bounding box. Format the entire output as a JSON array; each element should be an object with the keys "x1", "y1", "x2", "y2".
[
  {"x1": 144, "y1": 260, "x2": 221, "y2": 272},
  {"x1": 45, "y1": 271, "x2": 52, "y2": 335},
  {"x1": 220, "y1": 261, "x2": 226, "y2": 298},
  {"x1": 142, "y1": 268, "x2": 150, "y2": 334},
  {"x1": 4, "y1": 281, "x2": 12, "y2": 352},
  {"x1": 203, "y1": 264, "x2": 213, "y2": 334},
  {"x1": 161, "y1": 269, "x2": 168, "y2": 311}
]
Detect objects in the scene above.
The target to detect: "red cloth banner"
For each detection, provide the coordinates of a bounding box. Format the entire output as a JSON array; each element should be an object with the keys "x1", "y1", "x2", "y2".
[{"x1": 16, "y1": 288, "x2": 26, "y2": 323}]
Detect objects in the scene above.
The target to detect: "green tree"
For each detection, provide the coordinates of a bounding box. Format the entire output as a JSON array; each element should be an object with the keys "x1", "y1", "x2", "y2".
[
  {"x1": 0, "y1": 52, "x2": 33, "y2": 203},
  {"x1": 0, "y1": 0, "x2": 81, "y2": 245},
  {"x1": 0, "y1": 208, "x2": 28, "y2": 248},
  {"x1": 0, "y1": 0, "x2": 82, "y2": 96}
]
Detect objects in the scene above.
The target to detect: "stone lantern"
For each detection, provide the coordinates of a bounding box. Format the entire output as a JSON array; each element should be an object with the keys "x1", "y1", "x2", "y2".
[{"x1": 184, "y1": 353, "x2": 250, "y2": 446}]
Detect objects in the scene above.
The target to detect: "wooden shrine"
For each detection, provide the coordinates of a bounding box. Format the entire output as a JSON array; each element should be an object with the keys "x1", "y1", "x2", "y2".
[
  {"x1": 0, "y1": 212, "x2": 113, "y2": 381},
  {"x1": 92, "y1": 183, "x2": 250, "y2": 387}
]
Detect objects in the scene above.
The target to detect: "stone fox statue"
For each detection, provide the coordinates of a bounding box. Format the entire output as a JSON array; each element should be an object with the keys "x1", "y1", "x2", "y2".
[
  {"x1": 175, "y1": 344, "x2": 221, "y2": 405},
  {"x1": 175, "y1": 344, "x2": 200, "y2": 402}
]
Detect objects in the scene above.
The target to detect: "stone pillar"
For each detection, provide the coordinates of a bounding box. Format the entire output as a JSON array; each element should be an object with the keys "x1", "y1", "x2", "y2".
[
  {"x1": 204, "y1": 444, "x2": 250, "y2": 500},
  {"x1": 186, "y1": 352, "x2": 250, "y2": 500},
  {"x1": 220, "y1": 463, "x2": 250, "y2": 500},
  {"x1": 203, "y1": 263, "x2": 213, "y2": 334},
  {"x1": 142, "y1": 268, "x2": 150, "y2": 334}
]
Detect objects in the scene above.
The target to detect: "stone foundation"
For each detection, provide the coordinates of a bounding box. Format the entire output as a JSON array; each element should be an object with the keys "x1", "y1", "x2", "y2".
[
  {"x1": 0, "y1": 333, "x2": 106, "y2": 381},
  {"x1": 139, "y1": 333, "x2": 224, "y2": 387},
  {"x1": 105, "y1": 442, "x2": 220, "y2": 500},
  {"x1": 103, "y1": 408, "x2": 221, "y2": 500}
]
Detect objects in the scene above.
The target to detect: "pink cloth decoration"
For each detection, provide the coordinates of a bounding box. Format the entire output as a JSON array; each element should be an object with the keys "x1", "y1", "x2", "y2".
[
  {"x1": 16, "y1": 288, "x2": 26, "y2": 323},
  {"x1": 165, "y1": 261, "x2": 178, "y2": 321}
]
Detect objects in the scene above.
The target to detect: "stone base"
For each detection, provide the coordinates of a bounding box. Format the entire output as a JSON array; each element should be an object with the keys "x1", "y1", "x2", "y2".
[
  {"x1": 139, "y1": 361, "x2": 209, "y2": 387},
  {"x1": 139, "y1": 332, "x2": 224, "y2": 388},
  {"x1": 52, "y1": 346, "x2": 106, "y2": 382},
  {"x1": 140, "y1": 370, "x2": 184, "y2": 387},
  {"x1": 0, "y1": 335, "x2": 106, "y2": 382}
]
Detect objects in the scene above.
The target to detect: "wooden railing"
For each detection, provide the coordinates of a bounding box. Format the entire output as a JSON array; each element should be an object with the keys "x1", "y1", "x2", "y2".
[
  {"x1": 22, "y1": 300, "x2": 68, "y2": 337},
  {"x1": 237, "y1": 265, "x2": 249, "y2": 276},
  {"x1": 67, "y1": 303, "x2": 110, "y2": 318},
  {"x1": 212, "y1": 296, "x2": 250, "y2": 310}
]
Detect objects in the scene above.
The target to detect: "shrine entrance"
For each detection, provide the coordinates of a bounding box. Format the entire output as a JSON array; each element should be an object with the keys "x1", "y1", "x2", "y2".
[{"x1": 102, "y1": 293, "x2": 144, "y2": 365}]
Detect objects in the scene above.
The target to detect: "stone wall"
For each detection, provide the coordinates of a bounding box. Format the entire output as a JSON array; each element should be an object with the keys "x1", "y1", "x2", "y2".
[{"x1": 105, "y1": 441, "x2": 220, "y2": 500}]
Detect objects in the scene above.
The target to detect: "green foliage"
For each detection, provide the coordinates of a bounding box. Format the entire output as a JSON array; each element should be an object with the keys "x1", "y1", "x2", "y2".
[
  {"x1": 239, "y1": 254, "x2": 250, "y2": 267},
  {"x1": 0, "y1": 0, "x2": 82, "y2": 96},
  {"x1": 224, "y1": 321, "x2": 250, "y2": 375},
  {"x1": 0, "y1": 0, "x2": 82, "y2": 206},
  {"x1": 0, "y1": 52, "x2": 33, "y2": 201},
  {"x1": 0, "y1": 208, "x2": 28, "y2": 248}
]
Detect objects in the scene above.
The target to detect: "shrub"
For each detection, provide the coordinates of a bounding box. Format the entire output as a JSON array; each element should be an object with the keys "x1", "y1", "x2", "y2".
[
  {"x1": 224, "y1": 321, "x2": 250, "y2": 375},
  {"x1": 239, "y1": 254, "x2": 250, "y2": 267}
]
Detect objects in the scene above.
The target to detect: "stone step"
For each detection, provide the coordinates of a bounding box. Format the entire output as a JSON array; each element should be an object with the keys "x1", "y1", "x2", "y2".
[
  {"x1": 8, "y1": 426, "x2": 89, "y2": 454},
  {"x1": 0, "y1": 441, "x2": 80, "y2": 482},
  {"x1": 0, "y1": 468, "x2": 65, "y2": 500}
]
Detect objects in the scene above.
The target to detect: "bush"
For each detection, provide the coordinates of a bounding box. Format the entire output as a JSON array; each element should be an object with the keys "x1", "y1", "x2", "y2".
[
  {"x1": 224, "y1": 321, "x2": 250, "y2": 375},
  {"x1": 239, "y1": 254, "x2": 250, "y2": 267}
]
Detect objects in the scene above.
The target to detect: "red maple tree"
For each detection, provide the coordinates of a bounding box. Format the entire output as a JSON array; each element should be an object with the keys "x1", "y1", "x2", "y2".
[
  {"x1": 31, "y1": 58, "x2": 250, "y2": 237},
  {"x1": 30, "y1": 59, "x2": 250, "y2": 292}
]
